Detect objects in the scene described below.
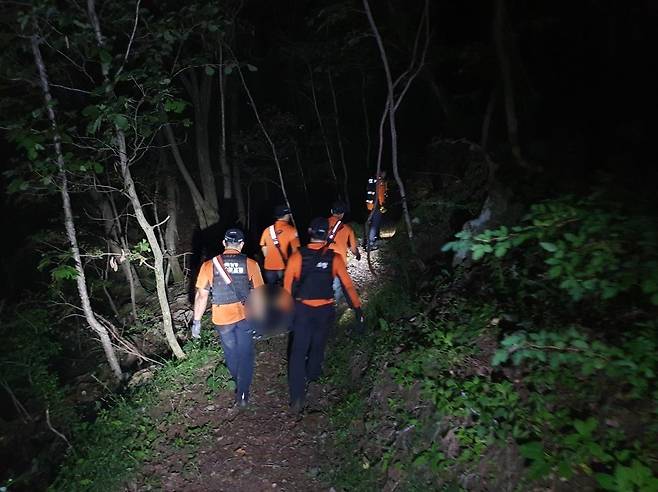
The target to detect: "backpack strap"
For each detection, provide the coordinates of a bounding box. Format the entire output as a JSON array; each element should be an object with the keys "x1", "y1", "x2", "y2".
[
  {"x1": 268, "y1": 224, "x2": 287, "y2": 266},
  {"x1": 212, "y1": 255, "x2": 248, "y2": 304},
  {"x1": 327, "y1": 219, "x2": 343, "y2": 245}
]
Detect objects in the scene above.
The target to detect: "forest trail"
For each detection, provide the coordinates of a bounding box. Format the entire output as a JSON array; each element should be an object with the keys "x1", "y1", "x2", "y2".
[{"x1": 128, "y1": 251, "x2": 383, "y2": 492}]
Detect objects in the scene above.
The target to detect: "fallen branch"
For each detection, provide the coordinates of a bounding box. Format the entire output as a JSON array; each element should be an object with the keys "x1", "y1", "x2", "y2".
[{"x1": 46, "y1": 407, "x2": 73, "y2": 451}]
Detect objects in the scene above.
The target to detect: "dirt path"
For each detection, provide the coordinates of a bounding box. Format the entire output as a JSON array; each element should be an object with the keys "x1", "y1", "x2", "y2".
[
  {"x1": 130, "y1": 335, "x2": 329, "y2": 491},
  {"x1": 129, "y1": 251, "x2": 383, "y2": 492}
]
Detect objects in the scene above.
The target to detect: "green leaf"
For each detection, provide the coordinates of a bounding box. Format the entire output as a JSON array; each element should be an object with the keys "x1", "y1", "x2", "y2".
[
  {"x1": 492, "y1": 349, "x2": 508, "y2": 366},
  {"x1": 52, "y1": 265, "x2": 78, "y2": 281},
  {"x1": 494, "y1": 243, "x2": 509, "y2": 258},
  {"x1": 574, "y1": 417, "x2": 597, "y2": 436},
  {"x1": 246, "y1": 63, "x2": 258, "y2": 72},
  {"x1": 539, "y1": 242, "x2": 558, "y2": 252},
  {"x1": 205, "y1": 66, "x2": 216, "y2": 76},
  {"x1": 595, "y1": 473, "x2": 617, "y2": 490},
  {"x1": 472, "y1": 248, "x2": 486, "y2": 261},
  {"x1": 571, "y1": 339, "x2": 589, "y2": 350},
  {"x1": 519, "y1": 441, "x2": 544, "y2": 460},
  {"x1": 113, "y1": 114, "x2": 129, "y2": 130}
]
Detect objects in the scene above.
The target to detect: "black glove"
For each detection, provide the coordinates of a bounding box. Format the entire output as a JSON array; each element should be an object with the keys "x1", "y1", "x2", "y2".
[{"x1": 354, "y1": 249, "x2": 361, "y2": 261}]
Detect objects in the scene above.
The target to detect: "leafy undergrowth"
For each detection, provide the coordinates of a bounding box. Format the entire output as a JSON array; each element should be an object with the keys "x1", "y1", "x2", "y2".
[
  {"x1": 322, "y1": 192, "x2": 658, "y2": 491},
  {"x1": 50, "y1": 331, "x2": 232, "y2": 492}
]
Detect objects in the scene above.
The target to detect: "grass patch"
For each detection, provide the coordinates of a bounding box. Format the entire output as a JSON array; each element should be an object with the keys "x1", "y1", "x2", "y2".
[{"x1": 50, "y1": 339, "x2": 229, "y2": 492}]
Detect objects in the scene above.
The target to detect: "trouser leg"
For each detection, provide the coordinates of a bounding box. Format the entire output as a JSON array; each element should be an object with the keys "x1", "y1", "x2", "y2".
[
  {"x1": 288, "y1": 303, "x2": 313, "y2": 404},
  {"x1": 264, "y1": 269, "x2": 283, "y2": 285},
  {"x1": 306, "y1": 304, "x2": 335, "y2": 382},
  {"x1": 369, "y1": 209, "x2": 382, "y2": 244},
  {"x1": 216, "y1": 323, "x2": 239, "y2": 381},
  {"x1": 233, "y1": 319, "x2": 255, "y2": 402}
]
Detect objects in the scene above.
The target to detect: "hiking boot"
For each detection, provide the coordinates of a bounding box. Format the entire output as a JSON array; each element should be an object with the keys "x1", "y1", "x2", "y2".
[
  {"x1": 237, "y1": 396, "x2": 249, "y2": 409},
  {"x1": 289, "y1": 399, "x2": 304, "y2": 415}
]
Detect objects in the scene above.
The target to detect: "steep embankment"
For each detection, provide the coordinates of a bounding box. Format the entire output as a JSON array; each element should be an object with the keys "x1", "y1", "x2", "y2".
[{"x1": 318, "y1": 192, "x2": 658, "y2": 491}]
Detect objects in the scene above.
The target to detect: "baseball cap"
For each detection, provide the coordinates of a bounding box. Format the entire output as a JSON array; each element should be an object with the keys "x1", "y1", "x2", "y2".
[
  {"x1": 331, "y1": 200, "x2": 347, "y2": 214},
  {"x1": 308, "y1": 217, "x2": 329, "y2": 239},
  {"x1": 224, "y1": 228, "x2": 245, "y2": 242},
  {"x1": 274, "y1": 204, "x2": 291, "y2": 218}
]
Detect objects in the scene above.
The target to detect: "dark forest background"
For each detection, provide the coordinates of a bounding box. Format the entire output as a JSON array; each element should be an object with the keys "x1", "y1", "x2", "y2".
[{"x1": 1, "y1": 0, "x2": 657, "y2": 490}]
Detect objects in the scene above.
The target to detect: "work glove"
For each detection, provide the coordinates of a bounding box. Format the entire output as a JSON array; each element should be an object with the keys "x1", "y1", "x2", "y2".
[
  {"x1": 353, "y1": 307, "x2": 365, "y2": 334},
  {"x1": 354, "y1": 248, "x2": 362, "y2": 261},
  {"x1": 191, "y1": 320, "x2": 201, "y2": 339}
]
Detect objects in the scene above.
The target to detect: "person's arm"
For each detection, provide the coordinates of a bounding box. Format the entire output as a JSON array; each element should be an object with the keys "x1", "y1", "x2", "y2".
[
  {"x1": 333, "y1": 255, "x2": 361, "y2": 308},
  {"x1": 193, "y1": 288, "x2": 210, "y2": 321},
  {"x1": 283, "y1": 252, "x2": 301, "y2": 296},
  {"x1": 247, "y1": 259, "x2": 265, "y2": 289},
  {"x1": 289, "y1": 228, "x2": 301, "y2": 254},
  {"x1": 347, "y1": 226, "x2": 358, "y2": 256},
  {"x1": 191, "y1": 262, "x2": 211, "y2": 337},
  {"x1": 259, "y1": 230, "x2": 268, "y2": 259}
]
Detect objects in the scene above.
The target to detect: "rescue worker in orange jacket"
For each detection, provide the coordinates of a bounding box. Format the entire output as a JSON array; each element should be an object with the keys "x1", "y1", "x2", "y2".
[
  {"x1": 191, "y1": 229, "x2": 264, "y2": 408},
  {"x1": 260, "y1": 205, "x2": 300, "y2": 285},
  {"x1": 366, "y1": 170, "x2": 387, "y2": 250},
  {"x1": 327, "y1": 200, "x2": 360, "y2": 302},
  {"x1": 284, "y1": 217, "x2": 363, "y2": 414}
]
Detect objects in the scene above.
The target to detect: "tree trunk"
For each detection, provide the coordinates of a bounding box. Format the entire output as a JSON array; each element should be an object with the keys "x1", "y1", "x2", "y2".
[
  {"x1": 87, "y1": 0, "x2": 185, "y2": 360},
  {"x1": 218, "y1": 45, "x2": 232, "y2": 200},
  {"x1": 117, "y1": 133, "x2": 185, "y2": 359},
  {"x1": 493, "y1": 0, "x2": 528, "y2": 169},
  {"x1": 308, "y1": 64, "x2": 338, "y2": 185},
  {"x1": 361, "y1": 69, "x2": 372, "y2": 169},
  {"x1": 106, "y1": 189, "x2": 146, "y2": 298},
  {"x1": 481, "y1": 86, "x2": 498, "y2": 152},
  {"x1": 31, "y1": 33, "x2": 123, "y2": 381},
  {"x1": 232, "y1": 51, "x2": 294, "y2": 219},
  {"x1": 293, "y1": 141, "x2": 311, "y2": 209},
  {"x1": 163, "y1": 122, "x2": 218, "y2": 228},
  {"x1": 232, "y1": 160, "x2": 247, "y2": 226},
  {"x1": 181, "y1": 69, "x2": 220, "y2": 213},
  {"x1": 93, "y1": 191, "x2": 141, "y2": 319},
  {"x1": 328, "y1": 70, "x2": 350, "y2": 207},
  {"x1": 363, "y1": 0, "x2": 430, "y2": 243},
  {"x1": 164, "y1": 175, "x2": 185, "y2": 283},
  {"x1": 364, "y1": 0, "x2": 414, "y2": 241}
]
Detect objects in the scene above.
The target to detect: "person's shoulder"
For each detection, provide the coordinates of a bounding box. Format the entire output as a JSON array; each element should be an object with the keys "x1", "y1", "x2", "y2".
[
  {"x1": 198, "y1": 259, "x2": 213, "y2": 278},
  {"x1": 246, "y1": 257, "x2": 261, "y2": 270}
]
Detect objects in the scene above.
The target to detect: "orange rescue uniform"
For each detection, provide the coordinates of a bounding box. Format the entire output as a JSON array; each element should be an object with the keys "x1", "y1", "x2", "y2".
[
  {"x1": 195, "y1": 249, "x2": 264, "y2": 325},
  {"x1": 327, "y1": 215, "x2": 357, "y2": 263},
  {"x1": 283, "y1": 243, "x2": 361, "y2": 308},
  {"x1": 259, "y1": 220, "x2": 300, "y2": 270}
]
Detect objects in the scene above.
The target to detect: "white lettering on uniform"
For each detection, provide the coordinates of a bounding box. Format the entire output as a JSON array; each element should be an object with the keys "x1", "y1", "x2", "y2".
[
  {"x1": 315, "y1": 261, "x2": 329, "y2": 269},
  {"x1": 225, "y1": 262, "x2": 244, "y2": 274}
]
